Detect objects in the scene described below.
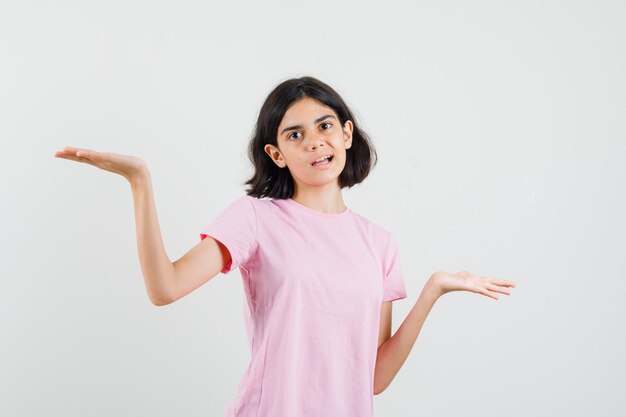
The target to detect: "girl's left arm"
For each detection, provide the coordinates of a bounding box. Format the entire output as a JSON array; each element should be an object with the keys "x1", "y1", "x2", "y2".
[
  {"x1": 373, "y1": 275, "x2": 442, "y2": 395},
  {"x1": 373, "y1": 270, "x2": 516, "y2": 395}
]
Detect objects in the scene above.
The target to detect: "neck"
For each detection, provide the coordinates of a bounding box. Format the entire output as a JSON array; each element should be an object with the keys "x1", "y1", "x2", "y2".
[{"x1": 291, "y1": 184, "x2": 346, "y2": 214}]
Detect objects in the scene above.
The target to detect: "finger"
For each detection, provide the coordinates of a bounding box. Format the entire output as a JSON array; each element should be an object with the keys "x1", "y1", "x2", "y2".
[
  {"x1": 55, "y1": 146, "x2": 97, "y2": 157},
  {"x1": 54, "y1": 148, "x2": 79, "y2": 158},
  {"x1": 78, "y1": 150, "x2": 110, "y2": 161},
  {"x1": 487, "y1": 283, "x2": 511, "y2": 296},
  {"x1": 482, "y1": 276, "x2": 516, "y2": 288},
  {"x1": 55, "y1": 153, "x2": 82, "y2": 161},
  {"x1": 489, "y1": 278, "x2": 516, "y2": 288},
  {"x1": 56, "y1": 146, "x2": 81, "y2": 154},
  {"x1": 483, "y1": 288, "x2": 499, "y2": 300},
  {"x1": 56, "y1": 153, "x2": 97, "y2": 166},
  {"x1": 75, "y1": 149, "x2": 104, "y2": 159},
  {"x1": 499, "y1": 280, "x2": 516, "y2": 288},
  {"x1": 55, "y1": 146, "x2": 79, "y2": 155},
  {"x1": 76, "y1": 150, "x2": 106, "y2": 163}
]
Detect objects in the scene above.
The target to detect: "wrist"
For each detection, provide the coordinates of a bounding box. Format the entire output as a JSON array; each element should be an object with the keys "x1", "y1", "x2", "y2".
[
  {"x1": 426, "y1": 273, "x2": 445, "y2": 297},
  {"x1": 128, "y1": 166, "x2": 151, "y2": 189}
]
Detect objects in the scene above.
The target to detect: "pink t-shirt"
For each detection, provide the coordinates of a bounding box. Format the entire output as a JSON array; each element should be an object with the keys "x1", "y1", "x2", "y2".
[{"x1": 199, "y1": 195, "x2": 407, "y2": 417}]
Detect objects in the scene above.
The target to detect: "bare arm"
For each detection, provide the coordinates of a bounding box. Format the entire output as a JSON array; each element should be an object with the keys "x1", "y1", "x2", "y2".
[
  {"x1": 130, "y1": 170, "x2": 231, "y2": 306},
  {"x1": 169, "y1": 232, "x2": 231, "y2": 305},
  {"x1": 129, "y1": 170, "x2": 177, "y2": 306},
  {"x1": 373, "y1": 271, "x2": 516, "y2": 394},
  {"x1": 54, "y1": 146, "x2": 230, "y2": 306},
  {"x1": 373, "y1": 277, "x2": 441, "y2": 395}
]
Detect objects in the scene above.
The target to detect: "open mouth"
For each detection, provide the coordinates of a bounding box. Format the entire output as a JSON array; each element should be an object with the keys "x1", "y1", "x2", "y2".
[{"x1": 311, "y1": 155, "x2": 333, "y2": 166}]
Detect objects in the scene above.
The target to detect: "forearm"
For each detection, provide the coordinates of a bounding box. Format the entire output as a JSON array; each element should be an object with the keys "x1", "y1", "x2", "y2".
[
  {"x1": 129, "y1": 170, "x2": 176, "y2": 306},
  {"x1": 373, "y1": 276, "x2": 442, "y2": 395}
]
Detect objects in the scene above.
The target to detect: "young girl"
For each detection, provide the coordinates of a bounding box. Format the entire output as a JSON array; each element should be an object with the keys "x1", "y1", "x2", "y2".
[{"x1": 54, "y1": 76, "x2": 516, "y2": 417}]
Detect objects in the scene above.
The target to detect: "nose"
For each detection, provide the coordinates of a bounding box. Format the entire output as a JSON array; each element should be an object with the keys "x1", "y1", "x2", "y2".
[{"x1": 306, "y1": 131, "x2": 325, "y2": 150}]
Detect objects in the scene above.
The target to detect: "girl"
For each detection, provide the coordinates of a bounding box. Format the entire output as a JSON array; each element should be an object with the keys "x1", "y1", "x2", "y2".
[{"x1": 54, "y1": 76, "x2": 516, "y2": 417}]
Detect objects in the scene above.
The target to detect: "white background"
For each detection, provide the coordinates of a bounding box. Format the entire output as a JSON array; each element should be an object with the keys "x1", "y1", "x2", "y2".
[{"x1": 2, "y1": 0, "x2": 625, "y2": 416}]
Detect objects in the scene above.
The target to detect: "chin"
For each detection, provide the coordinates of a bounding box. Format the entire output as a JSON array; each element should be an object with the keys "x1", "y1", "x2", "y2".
[{"x1": 306, "y1": 178, "x2": 339, "y2": 187}]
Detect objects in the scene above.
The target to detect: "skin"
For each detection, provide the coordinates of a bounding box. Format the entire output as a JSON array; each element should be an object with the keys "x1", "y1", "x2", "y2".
[
  {"x1": 262, "y1": 96, "x2": 517, "y2": 394},
  {"x1": 53, "y1": 147, "x2": 148, "y2": 185},
  {"x1": 374, "y1": 272, "x2": 516, "y2": 394},
  {"x1": 264, "y1": 96, "x2": 353, "y2": 214},
  {"x1": 54, "y1": 103, "x2": 517, "y2": 396}
]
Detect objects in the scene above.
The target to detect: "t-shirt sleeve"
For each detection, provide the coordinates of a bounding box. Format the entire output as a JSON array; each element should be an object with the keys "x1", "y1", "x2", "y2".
[
  {"x1": 198, "y1": 195, "x2": 258, "y2": 274},
  {"x1": 382, "y1": 233, "x2": 408, "y2": 302}
]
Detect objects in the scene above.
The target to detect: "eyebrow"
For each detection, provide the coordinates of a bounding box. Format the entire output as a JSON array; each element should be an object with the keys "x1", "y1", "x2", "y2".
[{"x1": 280, "y1": 114, "x2": 337, "y2": 136}]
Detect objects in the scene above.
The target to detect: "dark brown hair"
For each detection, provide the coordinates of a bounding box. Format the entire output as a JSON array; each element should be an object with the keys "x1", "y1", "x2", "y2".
[{"x1": 243, "y1": 76, "x2": 378, "y2": 199}]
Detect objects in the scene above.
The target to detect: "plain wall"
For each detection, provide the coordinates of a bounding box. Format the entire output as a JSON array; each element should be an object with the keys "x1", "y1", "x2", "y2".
[{"x1": 1, "y1": 0, "x2": 625, "y2": 416}]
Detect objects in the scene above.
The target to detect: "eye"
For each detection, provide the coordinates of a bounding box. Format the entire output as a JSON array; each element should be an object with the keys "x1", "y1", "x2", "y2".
[
  {"x1": 287, "y1": 122, "x2": 332, "y2": 141},
  {"x1": 288, "y1": 131, "x2": 302, "y2": 141}
]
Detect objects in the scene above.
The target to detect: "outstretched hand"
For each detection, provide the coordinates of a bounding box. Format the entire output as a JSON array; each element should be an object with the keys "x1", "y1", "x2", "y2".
[
  {"x1": 431, "y1": 270, "x2": 516, "y2": 300},
  {"x1": 54, "y1": 146, "x2": 148, "y2": 183}
]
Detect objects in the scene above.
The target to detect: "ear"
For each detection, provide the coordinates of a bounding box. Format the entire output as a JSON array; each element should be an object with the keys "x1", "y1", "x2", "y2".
[
  {"x1": 264, "y1": 144, "x2": 287, "y2": 168},
  {"x1": 343, "y1": 120, "x2": 354, "y2": 149}
]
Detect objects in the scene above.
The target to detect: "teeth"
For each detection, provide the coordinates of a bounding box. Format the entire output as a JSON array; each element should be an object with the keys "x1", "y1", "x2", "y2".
[{"x1": 313, "y1": 156, "x2": 331, "y2": 164}]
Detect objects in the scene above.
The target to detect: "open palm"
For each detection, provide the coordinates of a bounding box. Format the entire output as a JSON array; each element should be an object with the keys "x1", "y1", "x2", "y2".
[
  {"x1": 431, "y1": 270, "x2": 516, "y2": 300},
  {"x1": 54, "y1": 146, "x2": 147, "y2": 182}
]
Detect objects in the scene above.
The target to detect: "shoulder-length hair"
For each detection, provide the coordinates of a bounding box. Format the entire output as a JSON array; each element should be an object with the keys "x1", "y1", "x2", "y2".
[{"x1": 243, "y1": 76, "x2": 378, "y2": 199}]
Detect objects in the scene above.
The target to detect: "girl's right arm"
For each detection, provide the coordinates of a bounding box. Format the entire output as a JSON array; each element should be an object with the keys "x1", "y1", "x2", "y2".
[
  {"x1": 130, "y1": 172, "x2": 231, "y2": 306},
  {"x1": 55, "y1": 147, "x2": 231, "y2": 306}
]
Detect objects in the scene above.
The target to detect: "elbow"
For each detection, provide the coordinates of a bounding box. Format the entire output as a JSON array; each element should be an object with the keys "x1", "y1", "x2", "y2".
[
  {"x1": 150, "y1": 291, "x2": 172, "y2": 307},
  {"x1": 373, "y1": 379, "x2": 387, "y2": 396},
  {"x1": 374, "y1": 372, "x2": 398, "y2": 395}
]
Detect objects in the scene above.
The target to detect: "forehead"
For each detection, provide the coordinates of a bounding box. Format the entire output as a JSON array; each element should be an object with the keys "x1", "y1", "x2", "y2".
[{"x1": 279, "y1": 97, "x2": 336, "y2": 126}]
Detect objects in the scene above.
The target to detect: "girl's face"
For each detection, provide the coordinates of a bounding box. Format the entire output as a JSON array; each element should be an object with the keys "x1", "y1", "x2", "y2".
[{"x1": 264, "y1": 97, "x2": 353, "y2": 192}]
